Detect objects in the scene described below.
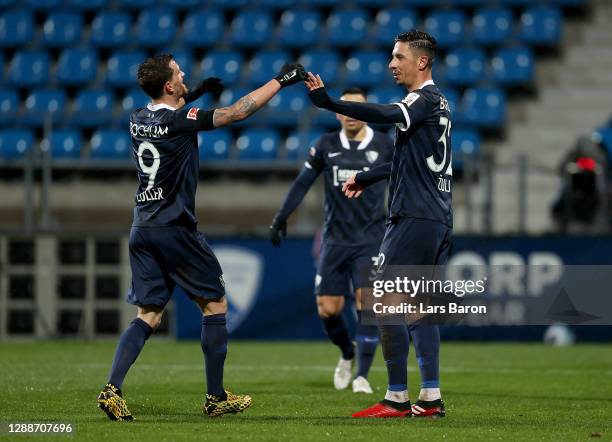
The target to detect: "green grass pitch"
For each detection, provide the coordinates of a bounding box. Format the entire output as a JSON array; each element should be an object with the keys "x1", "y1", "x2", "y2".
[{"x1": 0, "y1": 341, "x2": 610, "y2": 441}]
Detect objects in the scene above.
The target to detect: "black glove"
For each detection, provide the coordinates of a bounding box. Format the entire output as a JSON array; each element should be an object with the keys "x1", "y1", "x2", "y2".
[
  {"x1": 269, "y1": 216, "x2": 287, "y2": 247},
  {"x1": 274, "y1": 63, "x2": 307, "y2": 88},
  {"x1": 308, "y1": 86, "x2": 333, "y2": 109},
  {"x1": 183, "y1": 77, "x2": 224, "y2": 103}
]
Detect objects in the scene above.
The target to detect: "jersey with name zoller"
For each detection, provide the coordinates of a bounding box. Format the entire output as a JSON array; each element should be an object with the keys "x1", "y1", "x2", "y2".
[{"x1": 129, "y1": 103, "x2": 215, "y2": 228}]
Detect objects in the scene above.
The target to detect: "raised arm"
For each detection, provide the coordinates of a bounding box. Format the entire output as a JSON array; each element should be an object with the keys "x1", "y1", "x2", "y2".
[
  {"x1": 213, "y1": 64, "x2": 306, "y2": 128},
  {"x1": 305, "y1": 73, "x2": 405, "y2": 124}
]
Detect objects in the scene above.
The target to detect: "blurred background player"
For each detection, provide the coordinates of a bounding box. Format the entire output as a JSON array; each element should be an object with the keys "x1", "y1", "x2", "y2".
[
  {"x1": 97, "y1": 54, "x2": 306, "y2": 420},
  {"x1": 270, "y1": 88, "x2": 393, "y2": 394},
  {"x1": 306, "y1": 30, "x2": 451, "y2": 418}
]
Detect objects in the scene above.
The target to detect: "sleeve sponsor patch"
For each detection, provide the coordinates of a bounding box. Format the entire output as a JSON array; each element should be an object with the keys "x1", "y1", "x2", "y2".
[
  {"x1": 309, "y1": 146, "x2": 316, "y2": 157},
  {"x1": 402, "y1": 93, "x2": 420, "y2": 107},
  {"x1": 187, "y1": 107, "x2": 199, "y2": 120}
]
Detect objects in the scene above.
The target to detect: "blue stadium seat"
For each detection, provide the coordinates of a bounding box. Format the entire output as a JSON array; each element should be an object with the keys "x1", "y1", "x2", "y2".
[
  {"x1": 26, "y1": 0, "x2": 61, "y2": 10},
  {"x1": 452, "y1": 0, "x2": 488, "y2": 6},
  {"x1": 327, "y1": 9, "x2": 369, "y2": 48},
  {"x1": 400, "y1": 0, "x2": 437, "y2": 5},
  {"x1": 106, "y1": 51, "x2": 146, "y2": 88},
  {"x1": 491, "y1": 47, "x2": 535, "y2": 85},
  {"x1": 57, "y1": 49, "x2": 98, "y2": 86},
  {"x1": 459, "y1": 88, "x2": 506, "y2": 128},
  {"x1": 0, "y1": 130, "x2": 34, "y2": 159},
  {"x1": 0, "y1": 11, "x2": 34, "y2": 48},
  {"x1": 367, "y1": 86, "x2": 405, "y2": 105},
  {"x1": 212, "y1": 0, "x2": 248, "y2": 8},
  {"x1": 22, "y1": 89, "x2": 67, "y2": 127},
  {"x1": 472, "y1": 8, "x2": 513, "y2": 47},
  {"x1": 374, "y1": 9, "x2": 418, "y2": 47},
  {"x1": 230, "y1": 10, "x2": 273, "y2": 48},
  {"x1": 444, "y1": 48, "x2": 486, "y2": 87},
  {"x1": 8, "y1": 51, "x2": 50, "y2": 88},
  {"x1": 260, "y1": 88, "x2": 308, "y2": 127},
  {"x1": 43, "y1": 130, "x2": 82, "y2": 159},
  {"x1": 91, "y1": 12, "x2": 131, "y2": 48},
  {"x1": 72, "y1": 90, "x2": 115, "y2": 128},
  {"x1": 452, "y1": 129, "x2": 481, "y2": 171},
  {"x1": 298, "y1": 50, "x2": 340, "y2": 85},
  {"x1": 425, "y1": 10, "x2": 467, "y2": 48},
  {"x1": 90, "y1": 130, "x2": 131, "y2": 159},
  {"x1": 42, "y1": 12, "x2": 83, "y2": 47},
  {"x1": 118, "y1": 0, "x2": 155, "y2": 9},
  {"x1": 247, "y1": 50, "x2": 290, "y2": 87},
  {"x1": 236, "y1": 129, "x2": 279, "y2": 161},
  {"x1": 67, "y1": 0, "x2": 109, "y2": 10},
  {"x1": 278, "y1": 10, "x2": 322, "y2": 49},
  {"x1": 136, "y1": 9, "x2": 177, "y2": 48},
  {"x1": 121, "y1": 88, "x2": 149, "y2": 117},
  {"x1": 0, "y1": 52, "x2": 3, "y2": 82},
  {"x1": 182, "y1": 10, "x2": 224, "y2": 47},
  {"x1": 520, "y1": 7, "x2": 562, "y2": 46},
  {"x1": 308, "y1": 0, "x2": 342, "y2": 6},
  {"x1": 198, "y1": 129, "x2": 231, "y2": 162},
  {"x1": 285, "y1": 130, "x2": 325, "y2": 161},
  {"x1": 200, "y1": 51, "x2": 243, "y2": 85},
  {"x1": 354, "y1": 0, "x2": 388, "y2": 6},
  {"x1": 345, "y1": 51, "x2": 388, "y2": 88},
  {"x1": 0, "y1": 90, "x2": 19, "y2": 127}
]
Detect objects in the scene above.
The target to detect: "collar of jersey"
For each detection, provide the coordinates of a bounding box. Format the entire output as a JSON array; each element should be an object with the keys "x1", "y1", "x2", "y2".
[
  {"x1": 413, "y1": 79, "x2": 435, "y2": 91},
  {"x1": 339, "y1": 126, "x2": 374, "y2": 151},
  {"x1": 147, "y1": 102, "x2": 177, "y2": 111}
]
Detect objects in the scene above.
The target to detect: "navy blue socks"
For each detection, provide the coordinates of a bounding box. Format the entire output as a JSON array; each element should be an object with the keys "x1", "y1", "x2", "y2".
[
  {"x1": 201, "y1": 313, "x2": 228, "y2": 397},
  {"x1": 321, "y1": 315, "x2": 355, "y2": 360},
  {"x1": 409, "y1": 324, "x2": 440, "y2": 389},
  {"x1": 108, "y1": 318, "x2": 153, "y2": 389},
  {"x1": 380, "y1": 324, "x2": 410, "y2": 392},
  {"x1": 355, "y1": 310, "x2": 379, "y2": 378}
]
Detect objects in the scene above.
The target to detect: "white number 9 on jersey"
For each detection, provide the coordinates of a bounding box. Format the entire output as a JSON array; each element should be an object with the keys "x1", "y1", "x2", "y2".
[{"x1": 137, "y1": 141, "x2": 160, "y2": 191}]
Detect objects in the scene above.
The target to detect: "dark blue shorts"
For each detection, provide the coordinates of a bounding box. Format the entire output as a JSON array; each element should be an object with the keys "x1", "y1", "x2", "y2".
[
  {"x1": 315, "y1": 243, "x2": 380, "y2": 296},
  {"x1": 127, "y1": 226, "x2": 225, "y2": 308},
  {"x1": 379, "y1": 217, "x2": 452, "y2": 266}
]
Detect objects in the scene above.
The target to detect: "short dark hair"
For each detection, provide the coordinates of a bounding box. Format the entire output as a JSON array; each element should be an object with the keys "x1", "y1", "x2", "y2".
[
  {"x1": 395, "y1": 30, "x2": 437, "y2": 68},
  {"x1": 341, "y1": 87, "x2": 366, "y2": 98},
  {"x1": 137, "y1": 53, "x2": 174, "y2": 99}
]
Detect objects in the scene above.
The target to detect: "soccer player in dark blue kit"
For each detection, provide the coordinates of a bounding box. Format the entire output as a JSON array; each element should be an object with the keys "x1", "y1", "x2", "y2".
[
  {"x1": 306, "y1": 30, "x2": 452, "y2": 418},
  {"x1": 270, "y1": 88, "x2": 393, "y2": 394},
  {"x1": 96, "y1": 54, "x2": 306, "y2": 420}
]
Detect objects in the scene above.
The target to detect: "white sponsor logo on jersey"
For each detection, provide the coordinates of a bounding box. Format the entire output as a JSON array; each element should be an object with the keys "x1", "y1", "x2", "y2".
[
  {"x1": 402, "y1": 92, "x2": 420, "y2": 107},
  {"x1": 328, "y1": 152, "x2": 342, "y2": 158}
]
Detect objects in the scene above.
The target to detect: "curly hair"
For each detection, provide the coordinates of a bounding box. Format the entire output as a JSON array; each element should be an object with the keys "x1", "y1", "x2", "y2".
[{"x1": 137, "y1": 54, "x2": 174, "y2": 99}]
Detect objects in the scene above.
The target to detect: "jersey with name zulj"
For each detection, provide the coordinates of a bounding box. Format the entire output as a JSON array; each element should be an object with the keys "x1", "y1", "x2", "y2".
[
  {"x1": 307, "y1": 126, "x2": 394, "y2": 246},
  {"x1": 391, "y1": 80, "x2": 453, "y2": 227},
  {"x1": 129, "y1": 103, "x2": 215, "y2": 227}
]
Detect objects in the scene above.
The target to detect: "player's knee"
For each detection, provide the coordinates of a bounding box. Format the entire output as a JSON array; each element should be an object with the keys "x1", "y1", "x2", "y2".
[
  {"x1": 317, "y1": 299, "x2": 342, "y2": 318},
  {"x1": 137, "y1": 310, "x2": 163, "y2": 330}
]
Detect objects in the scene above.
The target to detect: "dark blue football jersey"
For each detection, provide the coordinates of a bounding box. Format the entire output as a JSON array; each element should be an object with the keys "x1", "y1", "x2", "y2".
[
  {"x1": 390, "y1": 80, "x2": 453, "y2": 227},
  {"x1": 129, "y1": 103, "x2": 215, "y2": 227},
  {"x1": 306, "y1": 127, "x2": 394, "y2": 246}
]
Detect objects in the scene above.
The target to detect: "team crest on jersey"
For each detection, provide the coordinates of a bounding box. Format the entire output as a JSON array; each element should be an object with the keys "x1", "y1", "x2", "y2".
[
  {"x1": 402, "y1": 93, "x2": 420, "y2": 107},
  {"x1": 187, "y1": 107, "x2": 199, "y2": 120},
  {"x1": 365, "y1": 150, "x2": 379, "y2": 163}
]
